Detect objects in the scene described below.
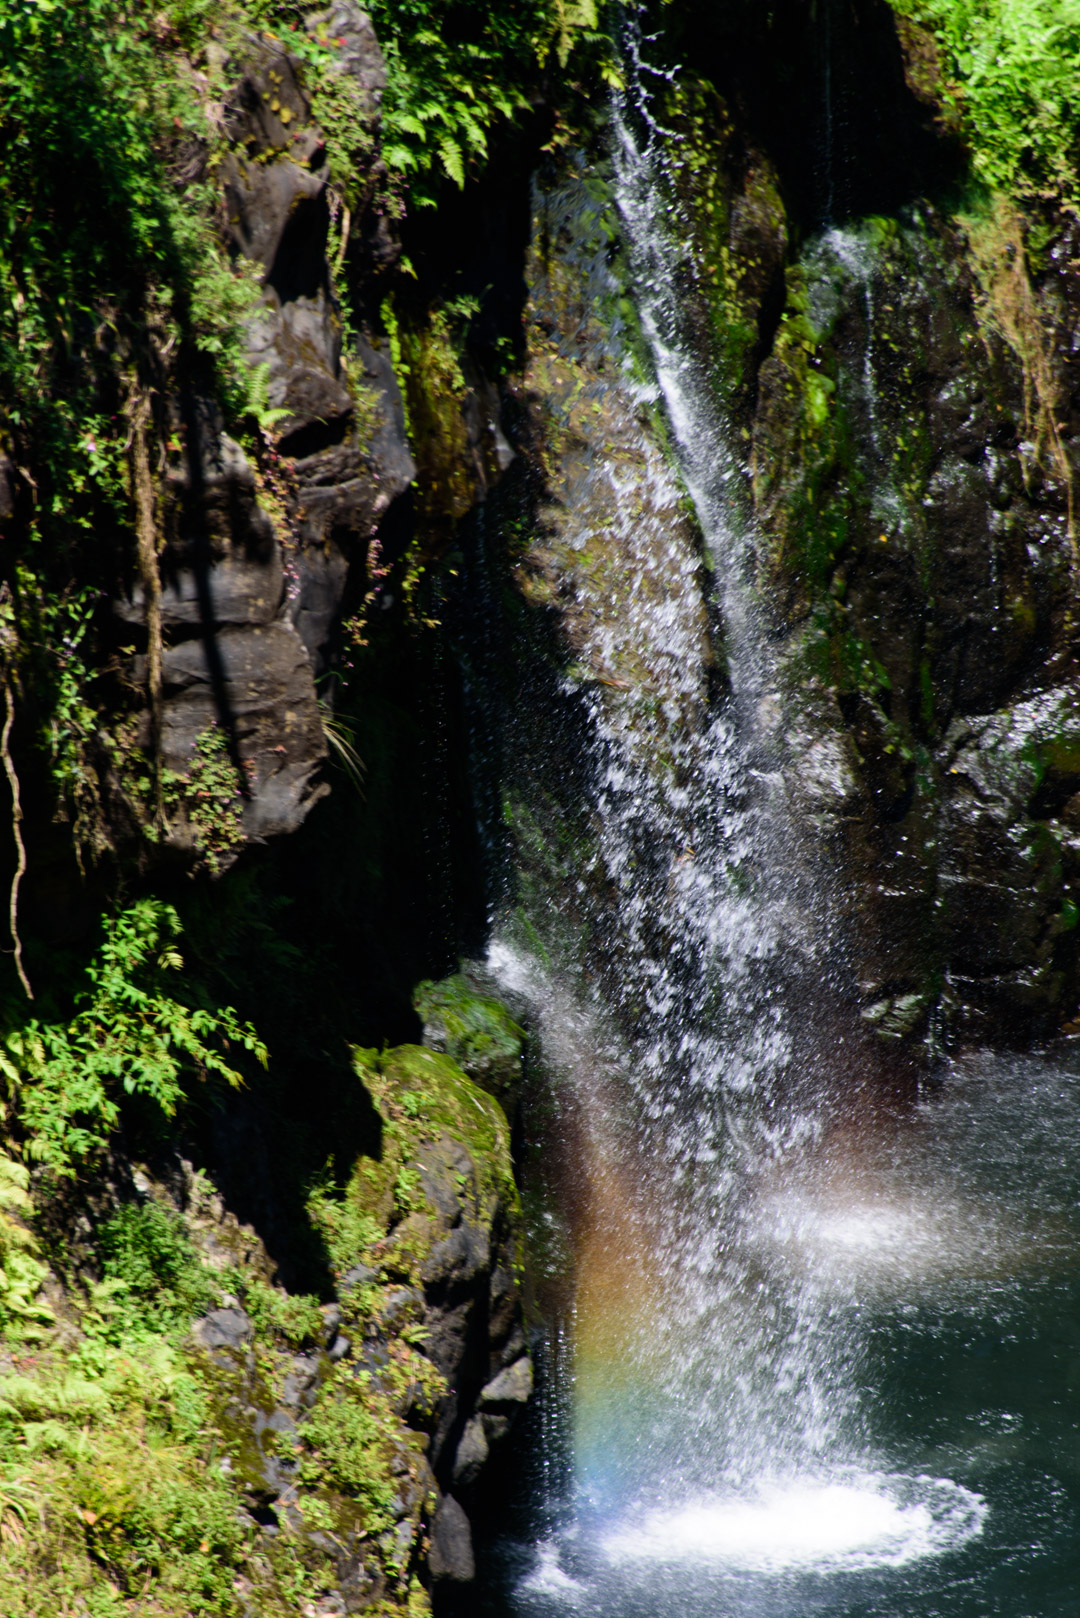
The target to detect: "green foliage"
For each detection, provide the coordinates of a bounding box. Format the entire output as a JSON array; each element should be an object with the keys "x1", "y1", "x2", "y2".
[
  {"x1": 174, "y1": 725, "x2": 248, "y2": 876},
  {"x1": 0, "y1": 0, "x2": 259, "y2": 513},
  {"x1": 296, "y1": 1364, "x2": 400, "y2": 1527},
  {"x1": 98, "y1": 1200, "x2": 217, "y2": 1323},
  {"x1": 234, "y1": 1275, "x2": 326, "y2": 1346},
  {"x1": 0, "y1": 900, "x2": 267, "y2": 1171},
  {"x1": 257, "y1": 12, "x2": 384, "y2": 213},
  {"x1": 0, "y1": 1153, "x2": 50, "y2": 1331},
  {"x1": 0, "y1": 1167, "x2": 392, "y2": 1613},
  {"x1": 0, "y1": 1194, "x2": 250, "y2": 1613},
  {"x1": 292, "y1": 1344, "x2": 441, "y2": 1563},
  {"x1": 0, "y1": 1313, "x2": 248, "y2": 1615},
  {"x1": 242, "y1": 0, "x2": 608, "y2": 203},
  {"x1": 307, "y1": 1180, "x2": 384, "y2": 1277},
  {"x1": 366, "y1": 0, "x2": 607, "y2": 200},
  {"x1": 891, "y1": 0, "x2": 1080, "y2": 200},
  {"x1": 0, "y1": 1, "x2": 272, "y2": 841}
]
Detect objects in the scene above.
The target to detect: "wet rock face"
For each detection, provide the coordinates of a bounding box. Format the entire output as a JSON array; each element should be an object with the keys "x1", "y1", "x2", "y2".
[
  {"x1": 574, "y1": 25, "x2": 1080, "y2": 1048},
  {"x1": 483, "y1": 157, "x2": 728, "y2": 1020},
  {"x1": 151, "y1": 1045, "x2": 529, "y2": 1611},
  {"x1": 514, "y1": 160, "x2": 719, "y2": 729},
  {"x1": 110, "y1": 14, "x2": 414, "y2": 870},
  {"x1": 747, "y1": 202, "x2": 1080, "y2": 1046}
]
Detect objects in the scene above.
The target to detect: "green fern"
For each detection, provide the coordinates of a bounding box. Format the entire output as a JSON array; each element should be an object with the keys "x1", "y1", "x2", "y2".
[
  {"x1": 243, "y1": 359, "x2": 290, "y2": 434},
  {"x1": 0, "y1": 1154, "x2": 49, "y2": 1328},
  {"x1": 367, "y1": 0, "x2": 607, "y2": 200},
  {"x1": 891, "y1": 0, "x2": 1080, "y2": 201},
  {"x1": 0, "y1": 901, "x2": 267, "y2": 1173}
]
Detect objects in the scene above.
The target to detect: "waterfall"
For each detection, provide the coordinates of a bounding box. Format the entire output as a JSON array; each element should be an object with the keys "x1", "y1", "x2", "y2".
[{"x1": 468, "y1": 21, "x2": 1057, "y2": 1614}]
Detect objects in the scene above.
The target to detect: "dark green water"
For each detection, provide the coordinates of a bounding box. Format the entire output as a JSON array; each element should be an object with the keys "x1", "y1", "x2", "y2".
[{"x1": 476, "y1": 1047, "x2": 1080, "y2": 1618}]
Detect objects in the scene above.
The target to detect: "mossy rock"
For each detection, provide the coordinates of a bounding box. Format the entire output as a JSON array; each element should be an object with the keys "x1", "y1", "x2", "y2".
[
  {"x1": 356, "y1": 1044, "x2": 516, "y2": 1204},
  {"x1": 315, "y1": 1043, "x2": 521, "y2": 1294},
  {"x1": 412, "y1": 975, "x2": 525, "y2": 1110}
]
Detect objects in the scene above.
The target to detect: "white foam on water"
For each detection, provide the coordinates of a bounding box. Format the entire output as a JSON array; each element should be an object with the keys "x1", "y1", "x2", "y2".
[
  {"x1": 521, "y1": 1540, "x2": 587, "y2": 1602},
  {"x1": 601, "y1": 1472, "x2": 987, "y2": 1574}
]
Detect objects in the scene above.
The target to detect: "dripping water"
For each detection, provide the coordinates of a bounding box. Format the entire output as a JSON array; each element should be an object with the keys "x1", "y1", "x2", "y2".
[{"x1": 821, "y1": 0, "x2": 835, "y2": 225}]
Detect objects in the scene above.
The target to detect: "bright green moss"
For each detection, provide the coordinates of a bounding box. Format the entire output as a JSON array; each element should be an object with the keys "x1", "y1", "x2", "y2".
[
  {"x1": 413, "y1": 974, "x2": 524, "y2": 1101},
  {"x1": 356, "y1": 1044, "x2": 517, "y2": 1208}
]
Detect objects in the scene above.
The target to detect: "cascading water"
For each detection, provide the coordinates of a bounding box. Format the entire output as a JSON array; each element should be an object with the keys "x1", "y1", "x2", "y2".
[{"x1": 467, "y1": 21, "x2": 1080, "y2": 1618}]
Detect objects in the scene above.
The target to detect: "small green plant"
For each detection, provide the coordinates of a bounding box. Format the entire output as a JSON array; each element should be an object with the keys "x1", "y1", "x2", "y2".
[
  {"x1": 177, "y1": 725, "x2": 247, "y2": 877},
  {"x1": 297, "y1": 1364, "x2": 406, "y2": 1531},
  {"x1": 307, "y1": 1182, "x2": 384, "y2": 1277},
  {"x1": 317, "y1": 699, "x2": 366, "y2": 794},
  {"x1": 98, "y1": 1200, "x2": 217, "y2": 1324},
  {"x1": 233, "y1": 1275, "x2": 326, "y2": 1346},
  {"x1": 392, "y1": 1164, "x2": 423, "y2": 1215}
]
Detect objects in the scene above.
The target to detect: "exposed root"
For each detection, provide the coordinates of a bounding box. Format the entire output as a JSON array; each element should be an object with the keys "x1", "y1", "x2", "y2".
[
  {"x1": 127, "y1": 382, "x2": 167, "y2": 830},
  {"x1": 331, "y1": 195, "x2": 351, "y2": 281},
  {"x1": 1, "y1": 679, "x2": 31, "y2": 1001}
]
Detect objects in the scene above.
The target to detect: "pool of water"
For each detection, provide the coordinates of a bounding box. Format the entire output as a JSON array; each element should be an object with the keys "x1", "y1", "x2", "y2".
[{"x1": 473, "y1": 1045, "x2": 1080, "y2": 1617}]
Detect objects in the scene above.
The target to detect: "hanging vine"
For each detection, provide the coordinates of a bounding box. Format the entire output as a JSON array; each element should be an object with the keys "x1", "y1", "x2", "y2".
[
  {"x1": 0, "y1": 594, "x2": 30, "y2": 1001},
  {"x1": 126, "y1": 379, "x2": 167, "y2": 832}
]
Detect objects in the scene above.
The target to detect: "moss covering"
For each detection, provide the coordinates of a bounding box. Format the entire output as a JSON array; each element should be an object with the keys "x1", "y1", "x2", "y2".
[
  {"x1": 0, "y1": 1030, "x2": 524, "y2": 1613},
  {"x1": 753, "y1": 259, "x2": 858, "y2": 612},
  {"x1": 413, "y1": 974, "x2": 525, "y2": 1105},
  {"x1": 651, "y1": 72, "x2": 788, "y2": 415},
  {"x1": 344, "y1": 1044, "x2": 517, "y2": 1220}
]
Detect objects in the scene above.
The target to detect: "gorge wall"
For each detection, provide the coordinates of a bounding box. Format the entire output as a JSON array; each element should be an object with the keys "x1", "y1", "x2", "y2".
[{"x1": 0, "y1": 0, "x2": 1079, "y2": 1612}]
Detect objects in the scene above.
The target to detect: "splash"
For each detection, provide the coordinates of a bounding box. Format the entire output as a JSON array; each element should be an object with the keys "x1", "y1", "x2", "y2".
[{"x1": 601, "y1": 1474, "x2": 987, "y2": 1574}]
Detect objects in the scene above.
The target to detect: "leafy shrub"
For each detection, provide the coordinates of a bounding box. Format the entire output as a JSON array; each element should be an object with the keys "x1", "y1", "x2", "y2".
[
  {"x1": 98, "y1": 1200, "x2": 217, "y2": 1322},
  {"x1": 0, "y1": 900, "x2": 267, "y2": 1172},
  {"x1": 307, "y1": 1179, "x2": 384, "y2": 1277},
  {"x1": 366, "y1": 0, "x2": 607, "y2": 198},
  {"x1": 234, "y1": 1275, "x2": 326, "y2": 1345},
  {"x1": 891, "y1": 0, "x2": 1080, "y2": 200},
  {"x1": 297, "y1": 1365, "x2": 402, "y2": 1530},
  {"x1": 0, "y1": 0, "x2": 260, "y2": 510},
  {"x1": 0, "y1": 1324, "x2": 247, "y2": 1615},
  {"x1": 0, "y1": 1153, "x2": 49, "y2": 1330}
]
